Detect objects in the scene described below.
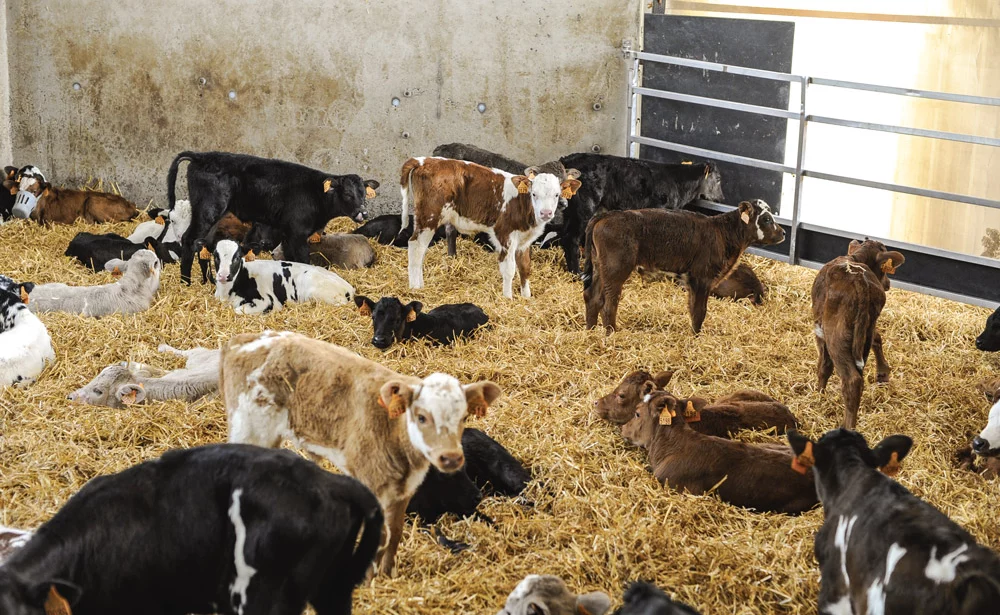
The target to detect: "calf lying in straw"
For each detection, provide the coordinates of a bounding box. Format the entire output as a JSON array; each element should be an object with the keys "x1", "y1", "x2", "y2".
[
  {"x1": 812, "y1": 239, "x2": 904, "y2": 429},
  {"x1": 69, "y1": 344, "x2": 219, "y2": 408},
  {"x1": 273, "y1": 233, "x2": 375, "y2": 269},
  {"x1": 0, "y1": 274, "x2": 55, "y2": 387},
  {"x1": 623, "y1": 391, "x2": 816, "y2": 514},
  {"x1": 497, "y1": 575, "x2": 611, "y2": 615},
  {"x1": 28, "y1": 249, "x2": 161, "y2": 317},
  {"x1": 30, "y1": 182, "x2": 139, "y2": 225}
]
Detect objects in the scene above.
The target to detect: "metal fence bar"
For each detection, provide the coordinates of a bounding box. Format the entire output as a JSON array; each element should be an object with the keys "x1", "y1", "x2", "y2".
[
  {"x1": 788, "y1": 77, "x2": 809, "y2": 265},
  {"x1": 810, "y1": 76, "x2": 1000, "y2": 107},
  {"x1": 629, "y1": 135, "x2": 797, "y2": 174},
  {"x1": 635, "y1": 51, "x2": 801, "y2": 83},
  {"x1": 627, "y1": 53, "x2": 640, "y2": 158},
  {"x1": 634, "y1": 86, "x2": 801, "y2": 119},
  {"x1": 808, "y1": 114, "x2": 1000, "y2": 148},
  {"x1": 802, "y1": 169, "x2": 1000, "y2": 210}
]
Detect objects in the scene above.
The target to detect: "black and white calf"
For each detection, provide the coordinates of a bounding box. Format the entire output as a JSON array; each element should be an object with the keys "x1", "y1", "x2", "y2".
[
  {"x1": 65, "y1": 232, "x2": 171, "y2": 271},
  {"x1": 167, "y1": 151, "x2": 379, "y2": 285},
  {"x1": 788, "y1": 428, "x2": 1000, "y2": 614},
  {"x1": 0, "y1": 274, "x2": 55, "y2": 387},
  {"x1": 0, "y1": 444, "x2": 382, "y2": 615},
  {"x1": 0, "y1": 526, "x2": 32, "y2": 564},
  {"x1": 126, "y1": 199, "x2": 192, "y2": 262},
  {"x1": 615, "y1": 582, "x2": 702, "y2": 615},
  {"x1": 213, "y1": 240, "x2": 354, "y2": 314},
  {"x1": 352, "y1": 214, "x2": 448, "y2": 248},
  {"x1": 975, "y1": 306, "x2": 1000, "y2": 352},
  {"x1": 354, "y1": 295, "x2": 489, "y2": 349},
  {"x1": 971, "y1": 398, "x2": 1000, "y2": 461}
]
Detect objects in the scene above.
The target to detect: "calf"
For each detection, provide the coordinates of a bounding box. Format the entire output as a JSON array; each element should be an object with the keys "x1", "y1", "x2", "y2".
[
  {"x1": 812, "y1": 239, "x2": 905, "y2": 429},
  {"x1": 167, "y1": 151, "x2": 379, "y2": 285},
  {"x1": 615, "y1": 582, "x2": 701, "y2": 615},
  {"x1": 641, "y1": 261, "x2": 765, "y2": 305},
  {"x1": 212, "y1": 240, "x2": 354, "y2": 314},
  {"x1": 29, "y1": 249, "x2": 161, "y2": 317},
  {"x1": 622, "y1": 391, "x2": 816, "y2": 514},
  {"x1": 788, "y1": 428, "x2": 1000, "y2": 614},
  {"x1": 970, "y1": 395, "x2": 1000, "y2": 473},
  {"x1": 220, "y1": 330, "x2": 501, "y2": 575},
  {"x1": 29, "y1": 183, "x2": 138, "y2": 225},
  {"x1": 0, "y1": 166, "x2": 16, "y2": 220},
  {"x1": 557, "y1": 152, "x2": 725, "y2": 273},
  {"x1": 355, "y1": 295, "x2": 489, "y2": 349},
  {"x1": 497, "y1": 575, "x2": 611, "y2": 615},
  {"x1": 65, "y1": 232, "x2": 170, "y2": 271},
  {"x1": 0, "y1": 275, "x2": 55, "y2": 387},
  {"x1": 584, "y1": 200, "x2": 784, "y2": 333},
  {"x1": 352, "y1": 213, "x2": 448, "y2": 248},
  {"x1": 401, "y1": 156, "x2": 581, "y2": 299},
  {"x1": 274, "y1": 233, "x2": 375, "y2": 269},
  {"x1": 0, "y1": 526, "x2": 32, "y2": 564},
  {"x1": 0, "y1": 443, "x2": 382, "y2": 615},
  {"x1": 127, "y1": 199, "x2": 192, "y2": 263},
  {"x1": 976, "y1": 306, "x2": 1000, "y2": 351}
]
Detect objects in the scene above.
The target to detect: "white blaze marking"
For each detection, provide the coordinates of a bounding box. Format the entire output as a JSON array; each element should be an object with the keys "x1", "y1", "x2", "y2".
[
  {"x1": 925, "y1": 544, "x2": 970, "y2": 584},
  {"x1": 835, "y1": 515, "x2": 858, "y2": 589},
  {"x1": 406, "y1": 411, "x2": 433, "y2": 458},
  {"x1": 228, "y1": 489, "x2": 257, "y2": 615}
]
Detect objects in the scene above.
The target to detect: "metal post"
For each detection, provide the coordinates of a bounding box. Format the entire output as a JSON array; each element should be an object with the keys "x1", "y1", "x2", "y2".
[
  {"x1": 627, "y1": 53, "x2": 640, "y2": 158},
  {"x1": 788, "y1": 76, "x2": 809, "y2": 266}
]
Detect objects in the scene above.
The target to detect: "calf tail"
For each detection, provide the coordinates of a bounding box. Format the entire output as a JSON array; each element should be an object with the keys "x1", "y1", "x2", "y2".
[
  {"x1": 166, "y1": 152, "x2": 196, "y2": 211},
  {"x1": 581, "y1": 214, "x2": 605, "y2": 289},
  {"x1": 851, "y1": 294, "x2": 873, "y2": 374},
  {"x1": 399, "y1": 158, "x2": 421, "y2": 229}
]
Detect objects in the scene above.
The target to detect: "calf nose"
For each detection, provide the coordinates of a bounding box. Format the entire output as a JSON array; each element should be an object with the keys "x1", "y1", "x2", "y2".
[
  {"x1": 438, "y1": 452, "x2": 465, "y2": 472},
  {"x1": 372, "y1": 336, "x2": 390, "y2": 349},
  {"x1": 973, "y1": 437, "x2": 990, "y2": 453},
  {"x1": 976, "y1": 336, "x2": 985, "y2": 350}
]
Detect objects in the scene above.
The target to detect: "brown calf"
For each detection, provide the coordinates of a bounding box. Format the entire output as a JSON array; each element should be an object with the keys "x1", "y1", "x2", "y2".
[
  {"x1": 812, "y1": 239, "x2": 904, "y2": 429},
  {"x1": 640, "y1": 260, "x2": 766, "y2": 305},
  {"x1": 220, "y1": 330, "x2": 501, "y2": 576},
  {"x1": 621, "y1": 391, "x2": 817, "y2": 514},
  {"x1": 401, "y1": 157, "x2": 581, "y2": 299},
  {"x1": 583, "y1": 200, "x2": 785, "y2": 333},
  {"x1": 594, "y1": 370, "x2": 796, "y2": 436},
  {"x1": 30, "y1": 183, "x2": 138, "y2": 225}
]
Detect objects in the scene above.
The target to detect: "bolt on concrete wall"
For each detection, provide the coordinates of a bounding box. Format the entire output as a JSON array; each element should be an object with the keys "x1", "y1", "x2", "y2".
[{"x1": 8, "y1": 0, "x2": 640, "y2": 215}]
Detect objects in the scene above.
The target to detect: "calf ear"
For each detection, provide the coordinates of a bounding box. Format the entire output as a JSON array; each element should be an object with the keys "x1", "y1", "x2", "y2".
[
  {"x1": 560, "y1": 178, "x2": 582, "y2": 200},
  {"x1": 977, "y1": 379, "x2": 1000, "y2": 404},
  {"x1": 463, "y1": 381, "x2": 502, "y2": 417},
  {"x1": 526, "y1": 602, "x2": 549, "y2": 615},
  {"x1": 354, "y1": 295, "x2": 375, "y2": 316},
  {"x1": 117, "y1": 383, "x2": 146, "y2": 405},
  {"x1": 787, "y1": 430, "x2": 816, "y2": 475},
  {"x1": 379, "y1": 381, "x2": 414, "y2": 419},
  {"x1": 364, "y1": 179, "x2": 379, "y2": 199},
  {"x1": 30, "y1": 581, "x2": 82, "y2": 612},
  {"x1": 511, "y1": 175, "x2": 531, "y2": 194},
  {"x1": 847, "y1": 239, "x2": 863, "y2": 255},
  {"x1": 640, "y1": 380, "x2": 657, "y2": 399},
  {"x1": 576, "y1": 591, "x2": 612, "y2": 615},
  {"x1": 873, "y1": 435, "x2": 913, "y2": 477},
  {"x1": 877, "y1": 251, "x2": 905, "y2": 275},
  {"x1": 564, "y1": 168, "x2": 582, "y2": 180},
  {"x1": 703, "y1": 162, "x2": 713, "y2": 177},
  {"x1": 405, "y1": 301, "x2": 423, "y2": 322},
  {"x1": 738, "y1": 201, "x2": 753, "y2": 224},
  {"x1": 652, "y1": 369, "x2": 674, "y2": 388}
]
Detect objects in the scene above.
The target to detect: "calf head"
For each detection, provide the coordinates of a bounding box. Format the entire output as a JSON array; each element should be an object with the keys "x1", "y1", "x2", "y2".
[
  {"x1": 511, "y1": 167, "x2": 582, "y2": 225},
  {"x1": 212, "y1": 239, "x2": 245, "y2": 284},
  {"x1": 14, "y1": 166, "x2": 45, "y2": 196},
  {"x1": 379, "y1": 373, "x2": 501, "y2": 473},
  {"x1": 0, "y1": 275, "x2": 34, "y2": 331},
  {"x1": 976, "y1": 306, "x2": 1000, "y2": 352},
  {"x1": 737, "y1": 199, "x2": 784, "y2": 246},
  {"x1": 594, "y1": 369, "x2": 675, "y2": 424},
  {"x1": 497, "y1": 575, "x2": 611, "y2": 615},
  {"x1": 972, "y1": 399, "x2": 1000, "y2": 458},
  {"x1": 323, "y1": 174, "x2": 379, "y2": 223},
  {"x1": 786, "y1": 429, "x2": 912, "y2": 505},
  {"x1": 355, "y1": 295, "x2": 422, "y2": 350},
  {"x1": 698, "y1": 162, "x2": 725, "y2": 203},
  {"x1": 617, "y1": 581, "x2": 700, "y2": 615},
  {"x1": 67, "y1": 363, "x2": 158, "y2": 408},
  {"x1": 124, "y1": 249, "x2": 161, "y2": 286},
  {"x1": 0, "y1": 571, "x2": 82, "y2": 615},
  {"x1": 622, "y1": 391, "x2": 699, "y2": 448},
  {"x1": 845, "y1": 239, "x2": 905, "y2": 290}
]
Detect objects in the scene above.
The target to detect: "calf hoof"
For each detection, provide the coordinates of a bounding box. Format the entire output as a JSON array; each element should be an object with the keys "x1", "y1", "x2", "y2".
[{"x1": 876, "y1": 371, "x2": 891, "y2": 384}]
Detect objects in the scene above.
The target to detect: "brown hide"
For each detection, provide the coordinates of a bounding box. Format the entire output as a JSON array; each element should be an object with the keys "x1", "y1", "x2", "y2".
[
  {"x1": 622, "y1": 392, "x2": 817, "y2": 514},
  {"x1": 31, "y1": 185, "x2": 138, "y2": 225},
  {"x1": 811, "y1": 239, "x2": 905, "y2": 429},
  {"x1": 584, "y1": 200, "x2": 784, "y2": 334},
  {"x1": 593, "y1": 369, "x2": 674, "y2": 423},
  {"x1": 640, "y1": 261, "x2": 766, "y2": 305},
  {"x1": 273, "y1": 233, "x2": 375, "y2": 269}
]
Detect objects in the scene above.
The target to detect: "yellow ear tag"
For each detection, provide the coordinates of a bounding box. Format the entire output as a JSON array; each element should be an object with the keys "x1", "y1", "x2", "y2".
[
  {"x1": 741, "y1": 211, "x2": 750, "y2": 224},
  {"x1": 154, "y1": 215, "x2": 165, "y2": 224},
  {"x1": 198, "y1": 246, "x2": 211, "y2": 260},
  {"x1": 365, "y1": 186, "x2": 377, "y2": 199},
  {"x1": 384, "y1": 393, "x2": 407, "y2": 419},
  {"x1": 658, "y1": 407, "x2": 672, "y2": 425},
  {"x1": 244, "y1": 250, "x2": 256, "y2": 262},
  {"x1": 406, "y1": 309, "x2": 417, "y2": 323},
  {"x1": 323, "y1": 179, "x2": 333, "y2": 193},
  {"x1": 20, "y1": 287, "x2": 30, "y2": 304},
  {"x1": 517, "y1": 181, "x2": 529, "y2": 194},
  {"x1": 791, "y1": 441, "x2": 815, "y2": 475},
  {"x1": 683, "y1": 400, "x2": 701, "y2": 423},
  {"x1": 146, "y1": 243, "x2": 156, "y2": 253},
  {"x1": 308, "y1": 232, "x2": 322, "y2": 244},
  {"x1": 110, "y1": 267, "x2": 122, "y2": 277},
  {"x1": 121, "y1": 389, "x2": 138, "y2": 405},
  {"x1": 467, "y1": 396, "x2": 489, "y2": 418},
  {"x1": 561, "y1": 186, "x2": 574, "y2": 199},
  {"x1": 881, "y1": 258, "x2": 896, "y2": 274},
  {"x1": 44, "y1": 586, "x2": 72, "y2": 615}
]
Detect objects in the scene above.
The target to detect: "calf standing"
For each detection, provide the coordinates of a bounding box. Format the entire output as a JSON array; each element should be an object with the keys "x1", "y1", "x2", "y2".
[
  {"x1": 220, "y1": 330, "x2": 501, "y2": 575},
  {"x1": 355, "y1": 295, "x2": 489, "y2": 349},
  {"x1": 622, "y1": 391, "x2": 816, "y2": 514},
  {"x1": 0, "y1": 443, "x2": 382, "y2": 615},
  {"x1": 812, "y1": 239, "x2": 904, "y2": 429},
  {"x1": 584, "y1": 200, "x2": 784, "y2": 333},
  {"x1": 400, "y1": 157, "x2": 581, "y2": 299},
  {"x1": 788, "y1": 428, "x2": 1000, "y2": 614}
]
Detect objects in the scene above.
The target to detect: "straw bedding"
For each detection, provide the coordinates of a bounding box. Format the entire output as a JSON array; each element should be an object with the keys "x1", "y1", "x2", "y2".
[{"x1": 1, "y1": 213, "x2": 999, "y2": 614}]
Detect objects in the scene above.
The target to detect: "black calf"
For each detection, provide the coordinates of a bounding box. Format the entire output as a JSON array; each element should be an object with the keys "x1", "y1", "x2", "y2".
[
  {"x1": 351, "y1": 214, "x2": 447, "y2": 248},
  {"x1": 976, "y1": 306, "x2": 1000, "y2": 351},
  {"x1": 65, "y1": 233, "x2": 169, "y2": 271},
  {"x1": 614, "y1": 582, "x2": 701, "y2": 615},
  {"x1": 355, "y1": 295, "x2": 489, "y2": 349},
  {"x1": 168, "y1": 151, "x2": 379, "y2": 285},
  {"x1": 557, "y1": 153, "x2": 724, "y2": 273},
  {"x1": 0, "y1": 443, "x2": 382, "y2": 615}
]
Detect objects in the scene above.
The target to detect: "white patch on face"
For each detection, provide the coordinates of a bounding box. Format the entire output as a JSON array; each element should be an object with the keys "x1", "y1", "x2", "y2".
[
  {"x1": 924, "y1": 543, "x2": 970, "y2": 584},
  {"x1": 406, "y1": 411, "x2": 433, "y2": 459},
  {"x1": 215, "y1": 240, "x2": 241, "y2": 283},
  {"x1": 822, "y1": 596, "x2": 853, "y2": 615},
  {"x1": 528, "y1": 173, "x2": 561, "y2": 223},
  {"x1": 511, "y1": 575, "x2": 542, "y2": 600},
  {"x1": 412, "y1": 372, "x2": 468, "y2": 435},
  {"x1": 835, "y1": 515, "x2": 858, "y2": 589},
  {"x1": 228, "y1": 489, "x2": 257, "y2": 615},
  {"x1": 814, "y1": 324, "x2": 825, "y2": 339},
  {"x1": 977, "y1": 399, "x2": 1000, "y2": 447}
]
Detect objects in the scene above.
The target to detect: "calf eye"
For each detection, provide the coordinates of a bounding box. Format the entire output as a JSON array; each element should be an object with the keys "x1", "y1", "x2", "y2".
[
  {"x1": 418, "y1": 415, "x2": 427, "y2": 425},
  {"x1": 635, "y1": 410, "x2": 640, "y2": 418},
  {"x1": 93, "y1": 388, "x2": 103, "y2": 396}
]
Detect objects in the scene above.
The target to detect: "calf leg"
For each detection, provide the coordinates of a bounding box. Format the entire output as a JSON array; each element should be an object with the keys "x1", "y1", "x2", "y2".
[
  {"x1": 498, "y1": 249, "x2": 517, "y2": 299},
  {"x1": 816, "y1": 336, "x2": 834, "y2": 392},
  {"x1": 515, "y1": 248, "x2": 531, "y2": 298},
  {"x1": 687, "y1": 281, "x2": 712, "y2": 334},
  {"x1": 584, "y1": 273, "x2": 604, "y2": 330},
  {"x1": 407, "y1": 228, "x2": 435, "y2": 289},
  {"x1": 871, "y1": 330, "x2": 890, "y2": 383},
  {"x1": 279, "y1": 234, "x2": 311, "y2": 265},
  {"x1": 446, "y1": 224, "x2": 458, "y2": 257},
  {"x1": 839, "y1": 365, "x2": 863, "y2": 430},
  {"x1": 599, "y1": 278, "x2": 626, "y2": 333},
  {"x1": 377, "y1": 499, "x2": 409, "y2": 577}
]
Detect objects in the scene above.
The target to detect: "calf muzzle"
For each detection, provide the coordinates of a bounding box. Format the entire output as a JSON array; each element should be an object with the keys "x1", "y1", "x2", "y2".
[
  {"x1": 972, "y1": 436, "x2": 992, "y2": 454},
  {"x1": 437, "y1": 452, "x2": 465, "y2": 472}
]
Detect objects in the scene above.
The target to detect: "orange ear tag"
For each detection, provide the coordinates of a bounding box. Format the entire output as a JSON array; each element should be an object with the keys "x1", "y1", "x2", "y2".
[
  {"x1": 879, "y1": 451, "x2": 901, "y2": 477},
  {"x1": 881, "y1": 258, "x2": 896, "y2": 274},
  {"x1": 44, "y1": 586, "x2": 72, "y2": 615},
  {"x1": 378, "y1": 393, "x2": 407, "y2": 419},
  {"x1": 358, "y1": 303, "x2": 372, "y2": 317},
  {"x1": 406, "y1": 309, "x2": 417, "y2": 323},
  {"x1": 791, "y1": 441, "x2": 815, "y2": 475},
  {"x1": 198, "y1": 246, "x2": 211, "y2": 260},
  {"x1": 308, "y1": 232, "x2": 322, "y2": 244},
  {"x1": 467, "y1": 396, "x2": 489, "y2": 418},
  {"x1": 323, "y1": 179, "x2": 333, "y2": 193},
  {"x1": 20, "y1": 287, "x2": 30, "y2": 304},
  {"x1": 683, "y1": 400, "x2": 701, "y2": 423},
  {"x1": 561, "y1": 186, "x2": 574, "y2": 199},
  {"x1": 517, "y1": 181, "x2": 529, "y2": 194},
  {"x1": 244, "y1": 250, "x2": 256, "y2": 262},
  {"x1": 365, "y1": 186, "x2": 377, "y2": 199},
  {"x1": 658, "y1": 408, "x2": 673, "y2": 425},
  {"x1": 741, "y1": 211, "x2": 750, "y2": 224},
  {"x1": 154, "y1": 216, "x2": 165, "y2": 224}
]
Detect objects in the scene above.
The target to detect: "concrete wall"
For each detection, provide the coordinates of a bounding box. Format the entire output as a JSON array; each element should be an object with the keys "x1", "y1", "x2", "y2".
[
  {"x1": 6, "y1": 0, "x2": 639, "y2": 214},
  {"x1": 0, "y1": 0, "x2": 12, "y2": 163}
]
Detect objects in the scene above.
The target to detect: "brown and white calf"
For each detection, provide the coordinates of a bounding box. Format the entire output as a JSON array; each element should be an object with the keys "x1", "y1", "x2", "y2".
[
  {"x1": 584, "y1": 200, "x2": 785, "y2": 333},
  {"x1": 219, "y1": 330, "x2": 501, "y2": 576},
  {"x1": 622, "y1": 391, "x2": 817, "y2": 514},
  {"x1": 594, "y1": 369, "x2": 797, "y2": 436},
  {"x1": 400, "y1": 157, "x2": 581, "y2": 298},
  {"x1": 812, "y1": 239, "x2": 904, "y2": 429}
]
